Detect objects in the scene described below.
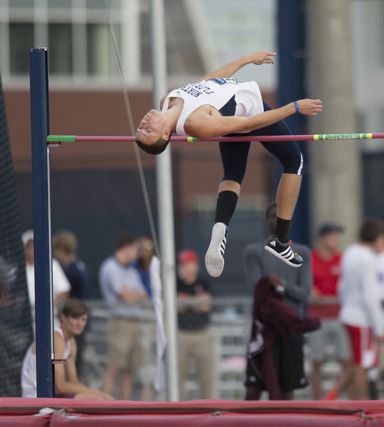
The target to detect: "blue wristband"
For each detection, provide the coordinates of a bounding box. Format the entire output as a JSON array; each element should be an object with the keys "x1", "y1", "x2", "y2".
[{"x1": 294, "y1": 101, "x2": 299, "y2": 113}]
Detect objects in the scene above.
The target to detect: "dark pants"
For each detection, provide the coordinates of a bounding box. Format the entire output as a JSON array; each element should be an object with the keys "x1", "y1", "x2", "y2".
[{"x1": 219, "y1": 102, "x2": 302, "y2": 184}]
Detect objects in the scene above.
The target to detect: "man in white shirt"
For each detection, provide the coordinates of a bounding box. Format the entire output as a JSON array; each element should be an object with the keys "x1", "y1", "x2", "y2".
[
  {"x1": 22, "y1": 230, "x2": 71, "y2": 328},
  {"x1": 338, "y1": 219, "x2": 384, "y2": 399}
]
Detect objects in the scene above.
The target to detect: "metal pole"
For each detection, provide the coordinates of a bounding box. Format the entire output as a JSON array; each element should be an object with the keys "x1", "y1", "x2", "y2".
[
  {"x1": 150, "y1": 0, "x2": 179, "y2": 401},
  {"x1": 29, "y1": 48, "x2": 55, "y2": 397}
]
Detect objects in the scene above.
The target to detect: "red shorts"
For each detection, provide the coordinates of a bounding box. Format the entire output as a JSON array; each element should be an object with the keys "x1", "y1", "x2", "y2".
[{"x1": 344, "y1": 324, "x2": 379, "y2": 369}]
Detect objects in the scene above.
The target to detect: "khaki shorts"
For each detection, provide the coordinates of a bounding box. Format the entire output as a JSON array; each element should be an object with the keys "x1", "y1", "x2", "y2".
[{"x1": 107, "y1": 317, "x2": 143, "y2": 372}]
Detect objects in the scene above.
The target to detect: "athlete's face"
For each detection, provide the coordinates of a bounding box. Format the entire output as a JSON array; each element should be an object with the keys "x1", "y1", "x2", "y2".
[{"x1": 136, "y1": 109, "x2": 167, "y2": 146}]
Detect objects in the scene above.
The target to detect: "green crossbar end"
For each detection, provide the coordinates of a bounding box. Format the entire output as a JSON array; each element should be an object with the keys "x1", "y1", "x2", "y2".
[{"x1": 47, "y1": 135, "x2": 76, "y2": 143}]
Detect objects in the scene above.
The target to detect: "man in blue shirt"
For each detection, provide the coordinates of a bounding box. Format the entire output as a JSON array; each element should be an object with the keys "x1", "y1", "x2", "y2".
[{"x1": 99, "y1": 233, "x2": 148, "y2": 400}]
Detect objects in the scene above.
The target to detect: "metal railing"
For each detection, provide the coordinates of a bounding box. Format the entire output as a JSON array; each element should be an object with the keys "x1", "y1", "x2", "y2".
[{"x1": 79, "y1": 297, "x2": 366, "y2": 401}]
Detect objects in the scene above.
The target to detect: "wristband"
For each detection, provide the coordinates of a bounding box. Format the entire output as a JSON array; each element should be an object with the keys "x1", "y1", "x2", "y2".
[{"x1": 294, "y1": 101, "x2": 299, "y2": 113}]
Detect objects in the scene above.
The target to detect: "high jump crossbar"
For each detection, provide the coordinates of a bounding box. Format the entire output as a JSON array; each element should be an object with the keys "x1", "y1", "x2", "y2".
[{"x1": 47, "y1": 132, "x2": 384, "y2": 146}]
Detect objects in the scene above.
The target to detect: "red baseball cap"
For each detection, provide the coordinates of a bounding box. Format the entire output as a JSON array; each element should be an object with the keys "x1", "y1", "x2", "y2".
[{"x1": 177, "y1": 249, "x2": 199, "y2": 264}]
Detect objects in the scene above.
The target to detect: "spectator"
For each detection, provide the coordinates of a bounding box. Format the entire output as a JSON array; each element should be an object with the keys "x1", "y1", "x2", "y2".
[
  {"x1": 21, "y1": 298, "x2": 112, "y2": 399},
  {"x1": 134, "y1": 236, "x2": 155, "y2": 298},
  {"x1": 22, "y1": 229, "x2": 70, "y2": 328},
  {"x1": 247, "y1": 275, "x2": 320, "y2": 399},
  {"x1": 135, "y1": 235, "x2": 167, "y2": 397},
  {"x1": 52, "y1": 230, "x2": 91, "y2": 300},
  {"x1": 99, "y1": 233, "x2": 149, "y2": 400},
  {"x1": 243, "y1": 201, "x2": 312, "y2": 400},
  {"x1": 0, "y1": 256, "x2": 16, "y2": 308},
  {"x1": 375, "y1": 238, "x2": 384, "y2": 398},
  {"x1": 53, "y1": 230, "x2": 91, "y2": 379},
  {"x1": 339, "y1": 219, "x2": 384, "y2": 400},
  {"x1": 307, "y1": 223, "x2": 351, "y2": 400},
  {"x1": 177, "y1": 249, "x2": 212, "y2": 400}
]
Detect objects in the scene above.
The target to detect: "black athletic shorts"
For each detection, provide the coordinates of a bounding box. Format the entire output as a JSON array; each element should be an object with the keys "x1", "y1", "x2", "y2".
[
  {"x1": 219, "y1": 101, "x2": 303, "y2": 184},
  {"x1": 244, "y1": 334, "x2": 308, "y2": 393}
]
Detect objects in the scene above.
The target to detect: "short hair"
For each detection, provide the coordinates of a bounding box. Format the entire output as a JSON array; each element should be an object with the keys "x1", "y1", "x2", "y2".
[
  {"x1": 359, "y1": 219, "x2": 384, "y2": 243},
  {"x1": 115, "y1": 233, "x2": 137, "y2": 250},
  {"x1": 136, "y1": 135, "x2": 170, "y2": 155},
  {"x1": 52, "y1": 230, "x2": 78, "y2": 254},
  {"x1": 60, "y1": 299, "x2": 88, "y2": 318}
]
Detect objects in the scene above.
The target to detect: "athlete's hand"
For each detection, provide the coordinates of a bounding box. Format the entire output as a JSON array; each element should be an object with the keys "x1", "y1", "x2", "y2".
[
  {"x1": 247, "y1": 50, "x2": 276, "y2": 65},
  {"x1": 296, "y1": 98, "x2": 323, "y2": 116}
]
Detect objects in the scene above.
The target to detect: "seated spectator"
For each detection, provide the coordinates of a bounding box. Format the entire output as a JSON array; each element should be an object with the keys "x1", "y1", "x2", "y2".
[
  {"x1": 53, "y1": 230, "x2": 92, "y2": 379},
  {"x1": 21, "y1": 299, "x2": 112, "y2": 399}
]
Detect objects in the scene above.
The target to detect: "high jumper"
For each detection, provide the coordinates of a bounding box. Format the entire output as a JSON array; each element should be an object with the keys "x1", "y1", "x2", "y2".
[{"x1": 135, "y1": 50, "x2": 322, "y2": 277}]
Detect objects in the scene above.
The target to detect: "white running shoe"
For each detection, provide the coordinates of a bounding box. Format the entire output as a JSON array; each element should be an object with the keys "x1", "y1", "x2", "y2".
[{"x1": 205, "y1": 222, "x2": 227, "y2": 278}]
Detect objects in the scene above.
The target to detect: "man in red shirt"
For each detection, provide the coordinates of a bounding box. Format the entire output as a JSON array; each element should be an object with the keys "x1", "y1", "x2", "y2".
[{"x1": 307, "y1": 224, "x2": 351, "y2": 400}]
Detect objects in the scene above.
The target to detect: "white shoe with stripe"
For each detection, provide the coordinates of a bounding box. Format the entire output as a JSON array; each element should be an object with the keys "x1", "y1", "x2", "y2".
[
  {"x1": 264, "y1": 235, "x2": 303, "y2": 267},
  {"x1": 205, "y1": 222, "x2": 227, "y2": 278}
]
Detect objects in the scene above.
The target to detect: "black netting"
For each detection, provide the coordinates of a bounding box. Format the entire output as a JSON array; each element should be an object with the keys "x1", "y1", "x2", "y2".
[{"x1": 0, "y1": 76, "x2": 33, "y2": 396}]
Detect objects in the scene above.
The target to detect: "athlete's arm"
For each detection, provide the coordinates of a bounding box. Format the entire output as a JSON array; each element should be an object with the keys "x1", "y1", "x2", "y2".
[
  {"x1": 186, "y1": 99, "x2": 322, "y2": 139},
  {"x1": 159, "y1": 51, "x2": 275, "y2": 110},
  {"x1": 194, "y1": 51, "x2": 276, "y2": 83}
]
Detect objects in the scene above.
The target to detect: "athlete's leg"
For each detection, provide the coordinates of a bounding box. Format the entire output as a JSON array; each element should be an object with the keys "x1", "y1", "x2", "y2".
[
  {"x1": 218, "y1": 180, "x2": 241, "y2": 195},
  {"x1": 257, "y1": 104, "x2": 303, "y2": 233},
  {"x1": 276, "y1": 173, "x2": 302, "y2": 220},
  {"x1": 251, "y1": 104, "x2": 304, "y2": 266},
  {"x1": 205, "y1": 140, "x2": 250, "y2": 277}
]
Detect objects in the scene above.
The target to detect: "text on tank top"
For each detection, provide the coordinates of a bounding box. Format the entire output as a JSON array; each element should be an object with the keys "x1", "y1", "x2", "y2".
[{"x1": 161, "y1": 78, "x2": 264, "y2": 136}]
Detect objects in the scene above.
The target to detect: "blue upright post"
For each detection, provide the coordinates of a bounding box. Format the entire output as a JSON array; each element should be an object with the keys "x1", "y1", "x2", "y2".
[{"x1": 29, "y1": 48, "x2": 55, "y2": 397}]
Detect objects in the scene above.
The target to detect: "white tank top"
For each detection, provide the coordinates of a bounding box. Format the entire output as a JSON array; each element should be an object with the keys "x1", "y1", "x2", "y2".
[
  {"x1": 21, "y1": 327, "x2": 71, "y2": 397},
  {"x1": 162, "y1": 78, "x2": 264, "y2": 136}
]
